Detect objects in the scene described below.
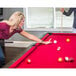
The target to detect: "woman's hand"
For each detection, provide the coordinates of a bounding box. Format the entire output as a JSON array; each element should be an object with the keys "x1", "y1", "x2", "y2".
[
  {"x1": 60, "y1": 8, "x2": 64, "y2": 13},
  {"x1": 41, "y1": 38, "x2": 52, "y2": 45}
]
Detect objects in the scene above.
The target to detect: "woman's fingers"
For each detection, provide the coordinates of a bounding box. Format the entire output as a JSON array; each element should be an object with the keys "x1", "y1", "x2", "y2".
[
  {"x1": 49, "y1": 38, "x2": 52, "y2": 43},
  {"x1": 60, "y1": 8, "x2": 64, "y2": 13},
  {"x1": 49, "y1": 38, "x2": 51, "y2": 41},
  {"x1": 44, "y1": 41, "x2": 51, "y2": 45}
]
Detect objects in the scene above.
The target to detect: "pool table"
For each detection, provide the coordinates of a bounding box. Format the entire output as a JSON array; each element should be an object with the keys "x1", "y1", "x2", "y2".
[{"x1": 8, "y1": 33, "x2": 76, "y2": 68}]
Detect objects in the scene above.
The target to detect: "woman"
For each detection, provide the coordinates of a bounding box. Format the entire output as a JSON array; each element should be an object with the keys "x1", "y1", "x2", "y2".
[{"x1": 0, "y1": 11, "x2": 51, "y2": 67}]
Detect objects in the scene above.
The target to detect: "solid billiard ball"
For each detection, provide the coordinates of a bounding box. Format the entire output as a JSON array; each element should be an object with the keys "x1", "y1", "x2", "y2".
[
  {"x1": 53, "y1": 40, "x2": 57, "y2": 44},
  {"x1": 58, "y1": 57, "x2": 63, "y2": 62},
  {"x1": 69, "y1": 57, "x2": 74, "y2": 62},
  {"x1": 57, "y1": 46, "x2": 61, "y2": 51},
  {"x1": 66, "y1": 38, "x2": 70, "y2": 42},
  {"x1": 27, "y1": 59, "x2": 31, "y2": 64},
  {"x1": 65, "y1": 57, "x2": 69, "y2": 62}
]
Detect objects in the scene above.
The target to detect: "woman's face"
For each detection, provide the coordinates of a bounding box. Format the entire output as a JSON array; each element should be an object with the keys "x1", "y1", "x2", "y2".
[{"x1": 19, "y1": 18, "x2": 24, "y2": 28}]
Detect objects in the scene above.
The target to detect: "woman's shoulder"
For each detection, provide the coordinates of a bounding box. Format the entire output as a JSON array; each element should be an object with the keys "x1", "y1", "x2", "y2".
[
  {"x1": 1, "y1": 20, "x2": 13, "y2": 26},
  {"x1": 0, "y1": 20, "x2": 8, "y2": 24},
  {"x1": 0, "y1": 20, "x2": 10, "y2": 29}
]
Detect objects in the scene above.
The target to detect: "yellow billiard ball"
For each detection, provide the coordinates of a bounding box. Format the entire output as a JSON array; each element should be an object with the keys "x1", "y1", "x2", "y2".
[
  {"x1": 66, "y1": 38, "x2": 70, "y2": 42},
  {"x1": 58, "y1": 57, "x2": 63, "y2": 62}
]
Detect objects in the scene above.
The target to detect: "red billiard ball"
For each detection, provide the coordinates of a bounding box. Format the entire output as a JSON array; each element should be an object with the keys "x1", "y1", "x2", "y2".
[
  {"x1": 58, "y1": 57, "x2": 63, "y2": 62},
  {"x1": 27, "y1": 59, "x2": 31, "y2": 64},
  {"x1": 57, "y1": 46, "x2": 61, "y2": 51},
  {"x1": 69, "y1": 57, "x2": 74, "y2": 62}
]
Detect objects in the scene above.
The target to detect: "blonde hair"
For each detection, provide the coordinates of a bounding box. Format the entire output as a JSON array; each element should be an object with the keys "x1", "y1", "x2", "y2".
[{"x1": 9, "y1": 11, "x2": 24, "y2": 27}]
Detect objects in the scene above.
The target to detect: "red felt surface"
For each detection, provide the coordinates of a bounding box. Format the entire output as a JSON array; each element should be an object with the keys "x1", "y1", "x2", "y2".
[{"x1": 9, "y1": 33, "x2": 76, "y2": 68}]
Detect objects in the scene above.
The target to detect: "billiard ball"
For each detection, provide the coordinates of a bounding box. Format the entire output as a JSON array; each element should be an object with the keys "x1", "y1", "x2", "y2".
[
  {"x1": 66, "y1": 38, "x2": 70, "y2": 42},
  {"x1": 57, "y1": 46, "x2": 61, "y2": 51},
  {"x1": 53, "y1": 40, "x2": 57, "y2": 44},
  {"x1": 27, "y1": 59, "x2": 31, "y2": 64},
  {"x1": 69, "y1": 57, "x2": 74, "y2": 62},
  {"x1": 58, "y1": 57, "x2": 63, "y2": 62},
  {"x1": 65, "y1": 57, "x2": 69, "y2": 62}
]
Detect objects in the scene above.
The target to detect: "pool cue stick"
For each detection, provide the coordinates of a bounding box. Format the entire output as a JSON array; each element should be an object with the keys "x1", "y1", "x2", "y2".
[
  {"x1": 13, "y1": 41, "x2": 36, "y2": 43},
  {"x1": 5, "y1": 41, "x2": 27, "y2": 43},
  {"x1": 5, "y1": 41, "x2": 36, "y2": 43},
  {"x1": 5, "y1": 41, "x2": 13, "y2": 43},
  {"x1": 13, "y1": 41, "x2": 27, "y2": 43},
  {"x1": 61, "y1": 11, "x2": 63, "y2": 33},
  {"x1": 5, "y1": 41, "x2": 26, "y2": 43}
]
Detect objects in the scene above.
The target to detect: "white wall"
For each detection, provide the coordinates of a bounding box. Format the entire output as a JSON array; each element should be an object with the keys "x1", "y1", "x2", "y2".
[{"x1": 25, "y1": 7, "x2": 54, "y2": 28}]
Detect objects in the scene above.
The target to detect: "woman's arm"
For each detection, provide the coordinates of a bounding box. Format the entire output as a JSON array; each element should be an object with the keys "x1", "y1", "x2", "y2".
[
  {"x1": 20, "y1": 30, "x2": 51, "y2": 44},
  {"x1": 61, "y1": 8, "x2": 74, "y2": 16}
]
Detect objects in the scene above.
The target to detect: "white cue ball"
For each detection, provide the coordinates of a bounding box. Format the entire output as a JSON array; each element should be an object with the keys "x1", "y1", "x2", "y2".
[
  {"x1": 54, "y1": 40, "x2": 57, "y2": 44},
  {"x1": 57, "y1": 47, "x2": 61, "y2": 51},
  {"x1": 65, "y1": 57, "x2": 69, "y2": 61}
]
